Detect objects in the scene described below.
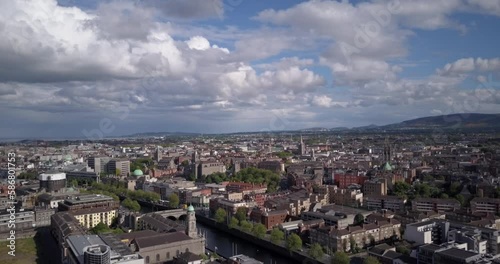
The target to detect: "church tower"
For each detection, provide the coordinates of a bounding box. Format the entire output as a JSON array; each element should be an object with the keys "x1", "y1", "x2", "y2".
[
  {"x1": 299, "y1": 135, "x2": 306, "y2": 156},
  {"x1": 383, "y1": 138, "x2": 392, "y2": 162},
  {"x1": 191, "y1": 150, "x2": 199, "y2": 179},
  {"x1": 186, "y1": 205, "x2": 197, "y2": 238},
  {"x1": 155, "y1": 146, "x2": 162, "y2": 162}
]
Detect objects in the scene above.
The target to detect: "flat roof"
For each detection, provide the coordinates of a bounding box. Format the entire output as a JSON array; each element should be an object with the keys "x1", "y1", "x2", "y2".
[
  {"x1": 64, "y1": 194, "x2": 113, "y2": 205},
  {"x1": 437, "y1": 248, "x2": 480, "y2": 260},
  {"x1": 67, "y1": 234, "x2": 139, "y2": 263}
]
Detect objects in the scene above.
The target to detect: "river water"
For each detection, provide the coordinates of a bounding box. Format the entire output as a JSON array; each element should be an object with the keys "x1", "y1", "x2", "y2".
[{"x1": 197, "y1": 222, "x2": 301, "y2": 264}]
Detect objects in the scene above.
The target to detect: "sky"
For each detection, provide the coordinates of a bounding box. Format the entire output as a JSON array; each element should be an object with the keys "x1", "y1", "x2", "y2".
[{"x1": 0, "y1": 0, "x2": 500, "y2": 139}]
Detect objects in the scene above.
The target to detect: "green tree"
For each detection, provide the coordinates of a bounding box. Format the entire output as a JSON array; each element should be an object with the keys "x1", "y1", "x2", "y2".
[
  {"x1": 229, "y1": 216, "x2": 239, "y2": 229},
  {"x1": 368, "y1": 234, "x2": 375, "y2": 246},
  {"x1": 456, "y1": 194, "x2": 465, "y2": 207},
  {"x1": 393, "y1": 182, "x2": 411, "y2": 198},
  {"x1": 240, "y1": 220, "x2": 253, "y2": 233},
  {"x1": 115, "y1": 168, "x2": 121, "y2": 176},
  {"x1": 235, "y1": 207, "x2": 248, "y2": 222},
  {"x1": 308, "y1": 243, "x2": 324, "y2": 260},
  {"x1": 169, "y1": 193, "x2": 180, "y2": 208},
  {"x1": 214, "y1": 208, "x2": 227, "y2": 224},
  {"x1": 90, "y1": 222, "x2": 111, "y2": 234},
  {"x1": 354, "y1": 213, "x2": 365, "y2": 225},
  {"x1": 286, "y1": 233, "x2": 302, "y2": 252},
  {"x1": 181, "y1": 160, "x2": 190, "y2": 167},
  {"x1": 122, "y1": 198, "x2": 140, "y2": 212},
  {"x1": 331, "y1": 251, "x2": 350, "y2": 264},
  {"x1": 349, "y1": 237, "x2": 356, "y2": 253},
  {"x1": 396, "y1": 246, "x2": 410, "y2": 255},
  {"x1": 270, "y1": 228, "x2": 285, "y2": 244},
  {"x1": 70, "y1": 179, "x2": 78, "y2": 187},
  {"x1": 440, "y1": 193, "x2": 449, "y2": 199},
  {"x1": 252, "y1": 223, "x2": 267, "y2": 239},
  {"x1": 363, "y1": 256, "x2": 381, "y2": 264}
]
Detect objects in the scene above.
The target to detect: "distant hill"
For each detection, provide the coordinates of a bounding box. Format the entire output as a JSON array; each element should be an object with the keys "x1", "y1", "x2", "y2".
[
  {"x1": 382, "y1": 113, "x2": 500, "y2": 130},
  {"x1": 125, "y1": 131, "x2": 202, "y2": 137},
  {"x1": 300, "y1": 127, "x2": 330, "y2": 132}
]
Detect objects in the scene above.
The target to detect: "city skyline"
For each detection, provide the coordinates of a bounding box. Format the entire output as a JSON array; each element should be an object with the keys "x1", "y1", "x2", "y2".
[{"x1": 1, "y1": 0, "x2": 500, "y2": 138}]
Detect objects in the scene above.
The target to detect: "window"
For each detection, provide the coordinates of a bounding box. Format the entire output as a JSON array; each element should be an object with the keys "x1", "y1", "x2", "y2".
[
  {"x1": 156, "y1": 254, "x2": 160, "y2": 261},
  {"x1": 167, "y1": 252, "x2": 170, "y2": 259},
  {"x1": 185, "y1": 248, "x2": 189, "y2": 253},
  {"x1": 145, "y1": 256, "x2": 150, "y2": 264}
]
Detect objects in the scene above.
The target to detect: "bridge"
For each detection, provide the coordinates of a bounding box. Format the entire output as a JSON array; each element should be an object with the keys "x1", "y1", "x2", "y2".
[{"x1": 143, "y1": 208, "x2": 188, "y2": 221}]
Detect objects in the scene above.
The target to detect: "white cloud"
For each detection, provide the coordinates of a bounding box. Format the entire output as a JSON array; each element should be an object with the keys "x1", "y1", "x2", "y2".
[
  {"x1": 311, "y1": 95, "x2": 334, "y2": 108},
  {"x1": 438, "y1": 57, "x2": 500, "y2": 75}
]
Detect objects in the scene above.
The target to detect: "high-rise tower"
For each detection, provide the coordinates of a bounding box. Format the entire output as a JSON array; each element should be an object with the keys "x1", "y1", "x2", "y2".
[
  {"x1": 299, "y1": 135, "x2": 306, "y2": 155},
  {"x1": 186, "y1": 205, "x2": 197, "y2": 238}
]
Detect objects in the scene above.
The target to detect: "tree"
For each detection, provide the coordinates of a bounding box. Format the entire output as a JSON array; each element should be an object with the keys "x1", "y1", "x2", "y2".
[
  {"x1": 363, "y1": 256, "x2": 381, "y2": 264},
  {"x1": 440, "y1": 193, "x2": 449, "y2": 199},
  {"x1": 252, "y1": 223, "x2": 267, "y2": 239},
  {"x1": 169, "y1": 193, "x2": 180, "y2": 208},
  {"x1": 368, "y1": 234, "x2": 375, "y2": 246},
  {"x1": 229, "y1": 217, "x2": 239, "y2": 229},
  {"x1": 240, "y1": 220, "x2": 253, "y2": 233},
  {"x1": 349, "y1": 237, "x2": 357, "y2": 253},
  {"x1": 70, "y1": 179, "x2": 78, "y2": 187},
  {"x1": 393, "y1": 182, "x2": 411, "y2": 198},
  {"x1": 308, "y1": 243, "x2": 324, "y2": 260},
  {"x1": 214, "y1": 208, "x2": 226, "y2": 224},
  {"x1": 235, "y1": 207, "x2": 248, "y2": 222},
  {"x1": 396, "y1": 246, "x2": 410, "y2": 255},
  {"x1": 331, "y1": 251, "x2": 349, "y2": 264},
  {"x1": 181, "y1": 160, "x2": 190, "y2": 167},
  {"x1": 122, "y1": 198, "x2": 140, "y2": 212},
  {"x1": 270, "y1": 228, "x2": 285, "y2": 244},
  {"x1": 90, "y1": 222, "x2": 111, "y2": 234},
  {"x1": 456, "y1": 194, "x2": 465, "y2": 207},
  {"x1": 449, "y1": 181, "x2": 463, "y2": 196},
  {"x1": 286, "y1": 233, "x2": 302, "y2": 252},
  {"x1": 354, "y1": 213, "x2": 365, "y2": 225},
  {"x1": 115, "y1": 168, "x2": 121, "y2": 176}
]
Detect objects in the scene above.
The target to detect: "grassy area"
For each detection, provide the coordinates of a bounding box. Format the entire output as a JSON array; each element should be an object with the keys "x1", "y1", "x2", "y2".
[{"x1": 0, "y1": 237, "x2": 38, "y2": 264}]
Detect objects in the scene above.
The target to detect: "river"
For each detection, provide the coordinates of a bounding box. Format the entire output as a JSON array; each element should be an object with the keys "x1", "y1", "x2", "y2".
[{"x1": 197, "y1": 221, "x2": 301, "y2": 264}]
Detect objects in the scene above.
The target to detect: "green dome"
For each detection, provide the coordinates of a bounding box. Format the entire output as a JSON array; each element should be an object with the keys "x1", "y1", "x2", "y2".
[
  {"x1": 133, "y1": 169, "x2": 144, "y2": 176},
  {"x1": 382, "y1": 162, "x2": 393, "y2": 171},
  {"x1": 187, "y1": 205, "x2": 195, "y2": 212}
]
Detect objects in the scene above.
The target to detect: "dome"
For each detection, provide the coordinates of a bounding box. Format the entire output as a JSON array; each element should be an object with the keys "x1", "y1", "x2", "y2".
[
  {"x1": 187, "y1": 205, "x2": 195, "y2": 212},
  {"x1": 133, "y1": 169, "x2": 144, "y2": 176},
  {"x1": 382, "y1": 162, "x2": 393, "y2": 171}
]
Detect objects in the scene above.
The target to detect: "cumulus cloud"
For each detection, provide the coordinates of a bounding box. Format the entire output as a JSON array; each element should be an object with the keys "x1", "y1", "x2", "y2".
[
  {"x1": 1, "y1": 0, "x2": 500, "y2": 138},
  {"x1": 437, "y1": 57, "x2": 500, "y2": 75}
]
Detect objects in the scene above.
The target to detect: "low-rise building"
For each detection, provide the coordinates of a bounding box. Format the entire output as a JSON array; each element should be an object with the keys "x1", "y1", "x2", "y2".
[
  {"x1": 471, "y1": 198, "x2": 500, "y2": 214},
  {"x1": 66, "y1": 234, "x2": 143, "y2": 264},
  {"x1": 310, "y1": 216, "x2": 401, "y2": 253},
  {"x1": 412, "y1": 198, "x2": 460, "y2": 213},
  {"x1": 365, "y1": 195, "x2": 406, "y2": 212},
  {"x1": 0, "y1": 209, "x2": 34, "y2": 233},
  {"x1": 58, "y1": 194, "x2": 119, "y2": 229}
]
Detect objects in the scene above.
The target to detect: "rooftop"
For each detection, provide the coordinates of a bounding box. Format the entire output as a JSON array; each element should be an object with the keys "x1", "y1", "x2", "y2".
[{"x1": 64, "y1": 194, "x2": 114, "y2": 205}]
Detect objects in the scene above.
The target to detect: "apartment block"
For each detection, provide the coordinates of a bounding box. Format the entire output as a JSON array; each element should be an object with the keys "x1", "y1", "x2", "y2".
[
  {"x1": 365, "y1": 195, "x2": 406, "y2": 212},
  {"x1": 471, "y1": 198, "x2": 500, "y2": 214},
  {"x1": 57, "y1": 194, "x2": 119, "y2": 229},
  {"x1": 412, "y1": 198, "x2": 460, "y2": 212}
]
